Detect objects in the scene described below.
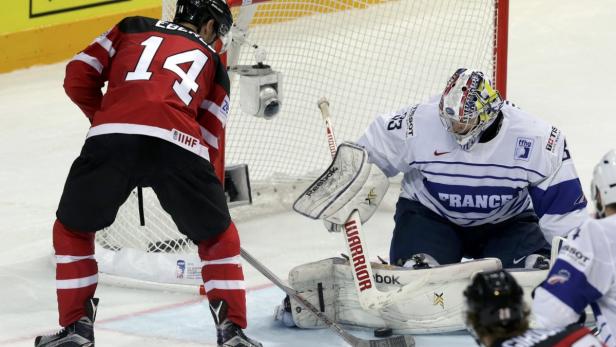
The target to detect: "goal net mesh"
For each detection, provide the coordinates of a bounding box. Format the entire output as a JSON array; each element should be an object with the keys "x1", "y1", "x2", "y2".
[{"x1": 95, "y1": 0, "x2": 505, "y2": 286}]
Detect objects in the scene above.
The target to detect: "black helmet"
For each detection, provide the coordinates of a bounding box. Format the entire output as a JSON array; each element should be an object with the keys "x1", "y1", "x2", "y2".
[
  {"x1": 174, "y1": 0, "x2": 233, "y2": 36},
  {"x1": 463, "y1": 270, "x2": 525, "y2": 329}
]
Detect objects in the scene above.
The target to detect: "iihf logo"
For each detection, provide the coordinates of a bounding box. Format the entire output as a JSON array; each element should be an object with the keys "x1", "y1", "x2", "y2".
[
  {"x1": 514, "y1": 137, "x2": 534, "y2": 161},
  {"x1": 176, "y1": 260, "x2": 186, "y2": 279}
]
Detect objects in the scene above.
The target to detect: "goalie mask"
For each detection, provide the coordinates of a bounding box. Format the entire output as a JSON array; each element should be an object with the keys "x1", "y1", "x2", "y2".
[
  {"x1": 464, "y1": 270, "x2": 525, "y2": 335},
  {"x1": 591, "y1": 149, "x2": 616, "y2": 218},
  {"x1": 439, "y1": 68, "x2": 503, "y2": 151}
]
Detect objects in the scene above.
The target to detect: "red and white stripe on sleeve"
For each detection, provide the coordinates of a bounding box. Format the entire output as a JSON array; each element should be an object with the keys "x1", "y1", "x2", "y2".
[{"x1": 63, "y1": 26, "x2": 121, "y2": 120}]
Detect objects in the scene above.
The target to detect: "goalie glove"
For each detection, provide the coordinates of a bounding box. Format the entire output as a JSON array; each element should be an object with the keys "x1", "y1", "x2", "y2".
[{"x1": 293, "y1": 142, "x2": 389, "y2": 225}]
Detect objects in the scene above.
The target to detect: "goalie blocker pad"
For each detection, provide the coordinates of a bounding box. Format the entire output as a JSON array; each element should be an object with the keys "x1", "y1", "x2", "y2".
[
  {"x1": 293, "y1": 142, "x2": 389, "y2": 224},
  {"x1": 280, "y1": 257, "x2": 550, "y2": 334}
]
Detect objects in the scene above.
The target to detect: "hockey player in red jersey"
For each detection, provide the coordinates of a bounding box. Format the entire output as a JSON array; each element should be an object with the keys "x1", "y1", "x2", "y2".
[
  {"x1": 464, "y1": 270, "x2": 603, "y2": 347},
  {"x1": 35, "y1": 1, "x2": 262, "y2": 346}
]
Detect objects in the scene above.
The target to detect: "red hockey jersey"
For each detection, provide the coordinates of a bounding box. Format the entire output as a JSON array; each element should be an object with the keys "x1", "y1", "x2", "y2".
[{"x1": 64, "y1": 16, "x2": 229, "y2": 179}]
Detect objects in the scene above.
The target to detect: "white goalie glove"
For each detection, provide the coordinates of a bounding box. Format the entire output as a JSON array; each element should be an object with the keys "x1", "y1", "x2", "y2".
[{"x1": 293, "y1": 142, "x2": 389, "y2": 226}]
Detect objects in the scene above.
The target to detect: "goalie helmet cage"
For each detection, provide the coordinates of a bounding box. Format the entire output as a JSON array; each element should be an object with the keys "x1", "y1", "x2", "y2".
[{"x1": 95, "y1": 0, "x2": 509, "y2": 291}]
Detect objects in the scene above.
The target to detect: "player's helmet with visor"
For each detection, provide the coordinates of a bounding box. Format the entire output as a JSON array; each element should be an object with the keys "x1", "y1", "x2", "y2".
[
  {"x1": 174, "y1": 0, "x2": 233, "y2": 40},
  {"x1": 464, "y1": 270, "x2": 526, "y2": 336},
  {"x1": 591, "y1": 149, "x2": 616, "y2": 217},
  {"x1": 439, "y1": 68, "x2": 503, "y2": 151}
]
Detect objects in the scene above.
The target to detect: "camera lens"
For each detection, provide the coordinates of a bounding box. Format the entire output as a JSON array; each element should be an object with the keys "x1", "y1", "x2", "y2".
[
  {"x1": 260, "y1": 86, "x2": 280, "y2": 119},
  {"x1": 263, "y1": 99, "x2": 280, "y2": 119}
]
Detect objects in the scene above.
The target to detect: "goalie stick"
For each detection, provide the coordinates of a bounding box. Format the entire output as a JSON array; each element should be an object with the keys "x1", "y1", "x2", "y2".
[
  {"x1": 317, "y1": 98, "x2": 427, "y2": 313},
  {"x1": 239, "y1": 247, "x2": 415, "y2": 347}
]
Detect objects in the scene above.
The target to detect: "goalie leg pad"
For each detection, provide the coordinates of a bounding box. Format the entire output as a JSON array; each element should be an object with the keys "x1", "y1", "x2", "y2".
[
  {"x1": 284, "y1": 257, "x2": 505, "y2": 333},
  {"x1": 286, "y1": 258, "x2": 338, "y2": 329}
]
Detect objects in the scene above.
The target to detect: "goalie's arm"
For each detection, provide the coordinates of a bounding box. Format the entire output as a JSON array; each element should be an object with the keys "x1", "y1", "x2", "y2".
[{"x1": 356, "y1": 105, "x2": 417, "y2": 177}]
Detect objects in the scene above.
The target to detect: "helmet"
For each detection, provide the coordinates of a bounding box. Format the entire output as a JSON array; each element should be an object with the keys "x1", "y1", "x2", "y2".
[
  {"x1": 174, "y1": 0, "x2": 233, "y2": 37},
  {"x1": 590, "y1": 149, "x2": 616, "y2": 217},
  {"x1": 464, "y1": 270, "x2": 525, "y2": 331},
  {"x1": 439, "y1": 68, "x2": 503, "y2": 151}
]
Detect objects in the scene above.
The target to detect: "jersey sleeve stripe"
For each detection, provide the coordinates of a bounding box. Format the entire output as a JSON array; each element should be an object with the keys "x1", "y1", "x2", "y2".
[
  {"x1": 529, "y1": 178, "x2": 587, "y2": 217},
  {"x1": 540, "y1": 259, "x2": 603, "y2": 313},
  {"x1": 200, "y1": 98, "x2": 228, "y2": 127},
  {"x1": 94, "y1": 36, "x2": 116, "y2": 57},
  {"x1": 200, "y1": 125, "x2": 219, "y2": 150},
  {"x1": 71, "y1": 53, "x2": 103, "y2": 74}
]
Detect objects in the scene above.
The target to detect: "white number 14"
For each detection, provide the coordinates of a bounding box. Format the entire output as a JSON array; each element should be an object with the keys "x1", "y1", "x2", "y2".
[{"x1": 126, "y1": 36, "x2": 208, "y2": 105}]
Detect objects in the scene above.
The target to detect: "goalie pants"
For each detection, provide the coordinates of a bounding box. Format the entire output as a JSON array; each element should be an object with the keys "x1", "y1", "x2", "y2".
[
  {"x1": 390, "y1": 198, "x2": 550, "y2": 268},
  {"x1": 53, "y1": 134, "x2": 247, "y2": 328}
]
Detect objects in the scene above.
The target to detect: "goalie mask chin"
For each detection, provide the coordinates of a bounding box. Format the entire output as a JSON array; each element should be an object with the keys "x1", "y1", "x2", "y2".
[{"x1": 292, "y1": 142, "x2": 389, "y2": 225}]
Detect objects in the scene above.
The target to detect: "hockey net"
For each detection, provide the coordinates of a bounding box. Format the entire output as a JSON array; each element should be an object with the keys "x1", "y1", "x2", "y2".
[{"x1": 95, "y1": 0, "x2": 509, "y2": 291}]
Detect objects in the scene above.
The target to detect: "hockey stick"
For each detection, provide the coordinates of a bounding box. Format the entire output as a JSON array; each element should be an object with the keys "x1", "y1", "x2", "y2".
[
  {"x1": 317, "y1": 98, "x2": 427, "y2": 312},
  {"x1": 240, "y1": 247, "x2": 415, "y2": 347}
]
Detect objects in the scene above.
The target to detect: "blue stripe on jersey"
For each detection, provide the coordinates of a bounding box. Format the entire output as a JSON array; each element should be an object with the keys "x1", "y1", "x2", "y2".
[
  {"x1": 409, "y1": 161, "x2": 546, "y2": 178},
  {"x1": 501, "y1": 196, "x2": 529, "y2": 216},
  {"x1": 540, "y1": 259, "x2": 602, "y2": 313},
  {"x1": 423, "y1": 179, "x2": 522, "y2": 214},
  {"x1": 421, "y1": 170, "x2": 528, "y2": 182},
  {"x1": 529, "y1": 178, "x2": 587, "y2": 217}
]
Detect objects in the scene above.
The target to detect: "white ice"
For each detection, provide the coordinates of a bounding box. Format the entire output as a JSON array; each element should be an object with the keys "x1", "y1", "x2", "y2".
[{"x1": 1, "y1": 1, "x2": 616, "y2": 346}]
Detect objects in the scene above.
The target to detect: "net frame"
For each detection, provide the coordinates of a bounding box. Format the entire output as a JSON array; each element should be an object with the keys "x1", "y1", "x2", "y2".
[{"x1": 95, "y1": 0, "x2": 509, "y2": 292}]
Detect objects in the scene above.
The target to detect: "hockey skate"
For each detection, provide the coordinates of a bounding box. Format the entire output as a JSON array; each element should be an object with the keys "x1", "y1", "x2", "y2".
[
  {"x1": 209, "y1": 300, "x2": 262, "y2": 347},
  {"x1": 35, "y1": 298, "x2": 98, "y2": 347}
]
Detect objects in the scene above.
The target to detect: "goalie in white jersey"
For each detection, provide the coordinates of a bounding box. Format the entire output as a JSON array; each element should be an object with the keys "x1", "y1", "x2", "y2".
[
  {"x1": 357, "y1": 68, "x2": 588, "y2": 268},
  {"x1": 533, "y1": 149, "x2": 616, "y2": 347}
]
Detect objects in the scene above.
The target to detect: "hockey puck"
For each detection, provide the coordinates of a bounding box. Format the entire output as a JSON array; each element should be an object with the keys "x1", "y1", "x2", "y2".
[{"x1": 374, "y1": 328, "x2": 393, "y2": 338}]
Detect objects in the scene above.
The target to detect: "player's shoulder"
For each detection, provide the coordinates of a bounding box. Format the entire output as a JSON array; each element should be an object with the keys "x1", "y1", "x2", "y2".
[
  {"x1": 408, "y1": 95, "x2": 442, "y2": 129},
  {"x1": 501, "y1": 101, "x2": 553, "y2": 138},
  {"x1": 560, "y1": 216, "x2": 611, "y2": 264},
  {"x1": 117, "y1": 16, "x2": 159, "y2": 33},
  {"x1": 581, "y1": 214, "x2": 616, "y2": 243},
  {"x1": 369, "y1": 95, "x2": 453, "y2": 142},
  {"x1": 502, "y1": 102, "x2": 568, "y2": 162}
]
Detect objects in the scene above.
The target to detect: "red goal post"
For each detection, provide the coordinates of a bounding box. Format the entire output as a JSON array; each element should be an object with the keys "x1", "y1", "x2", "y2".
[{"x1": 95, "y1": 0, "x2": 509, "y2": 292}]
